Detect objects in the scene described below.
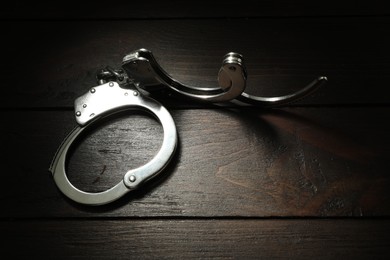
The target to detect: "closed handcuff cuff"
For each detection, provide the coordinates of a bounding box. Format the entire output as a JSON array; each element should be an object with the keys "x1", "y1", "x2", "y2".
[{"x1": 49, "y1": 48, "x2": 327, "y2": 206}]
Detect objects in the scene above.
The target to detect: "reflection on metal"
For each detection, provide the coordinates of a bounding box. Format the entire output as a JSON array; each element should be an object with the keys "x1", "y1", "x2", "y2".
[
  {"x1": 122, "y1": 48, "x2": 327, "y2": 107},
  {"x1": 50, "y1": 48, "x2": 326, "y2": 206},
  {"x1": 49, "y1": 82, "x2": 177, "y2": 206}
]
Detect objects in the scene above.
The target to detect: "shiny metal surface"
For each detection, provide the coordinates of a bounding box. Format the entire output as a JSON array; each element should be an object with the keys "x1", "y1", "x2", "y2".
[
  {"x1": 236, "y1": 76, "x2": 328, "y2": 107},
  {"x1": 122, "y1": 49, "x2": 247, "y2": 102},
  {"x1": 49, "y1": 82, "x2": 177, "y2": 206},
  {"x1": 122, "y1": 48, "x2": 326, "y2": 107},
  {"x1": 50, "y1": 48, "x2": 326, "y2": 206}
]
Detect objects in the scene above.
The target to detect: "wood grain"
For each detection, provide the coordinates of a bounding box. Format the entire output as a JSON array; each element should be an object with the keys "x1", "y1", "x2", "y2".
[
  {"x1": 2, "y1": 17, "x2": 390, "y2": 108},
  {"x1": 2, "y1": 219, "x2": 389, "y2": 259},
  {"x1": 2, "y1": 2, "x2": 389, "y2": 258},
  {"x1": 2, "y1": 0, "x2": 389, "y2": 19},
  {"x1": 1, "y1": 107, "x2": 389, "y2": 217}
]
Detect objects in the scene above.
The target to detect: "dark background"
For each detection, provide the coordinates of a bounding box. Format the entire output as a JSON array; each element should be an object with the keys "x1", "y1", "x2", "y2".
[{"x1": 1, "y1": 1, "x2": 390, "y2": 258}]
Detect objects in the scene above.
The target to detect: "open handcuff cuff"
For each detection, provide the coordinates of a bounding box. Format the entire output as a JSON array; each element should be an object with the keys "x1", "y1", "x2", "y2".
[{"x1": 49, "y1": 48, "x2": 327, "y2": 206}]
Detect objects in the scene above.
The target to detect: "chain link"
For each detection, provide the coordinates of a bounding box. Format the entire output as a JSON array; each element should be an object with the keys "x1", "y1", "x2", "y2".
[{"x1": 96, "y1": 66, "x2": 126, "y2": 85}]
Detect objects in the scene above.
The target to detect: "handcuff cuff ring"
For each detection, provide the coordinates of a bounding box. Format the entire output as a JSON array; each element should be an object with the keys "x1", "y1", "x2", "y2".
[{"x1": 49, "y1": 81, "x2": 178, "y2": 206}]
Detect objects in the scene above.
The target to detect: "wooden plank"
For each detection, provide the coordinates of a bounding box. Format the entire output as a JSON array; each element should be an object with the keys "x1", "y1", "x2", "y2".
[
  {"x1": 2, "y1": 17, "x2": 390, "y2": 108},
  {"x1": 1, "y1": 107, "x2": 389, "y2": 217},
  {"x1": 2, "y1": 0, "x2": 389, "y2": 19},
  {"x1": 2, "y1": 219, "x2": 390, "y2": 258}
]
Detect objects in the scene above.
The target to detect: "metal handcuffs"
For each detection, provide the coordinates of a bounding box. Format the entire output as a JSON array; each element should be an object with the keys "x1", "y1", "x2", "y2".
[{"x1": 49, "y1": 48, "x2": 327, "y2": 205}]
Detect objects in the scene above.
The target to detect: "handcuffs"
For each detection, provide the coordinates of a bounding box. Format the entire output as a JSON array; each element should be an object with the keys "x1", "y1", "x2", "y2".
[{"x1": 49, "y1": 48, "x2": 327, "y2": 205}]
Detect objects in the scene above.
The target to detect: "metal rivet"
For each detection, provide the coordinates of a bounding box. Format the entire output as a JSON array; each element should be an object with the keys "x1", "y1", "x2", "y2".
[
  {"x1": 124, "y1": 92, "x2": 128, "y2": 96},
  {"x1": 90, "y1": 88, "x2": 96, "y2": 93},
  {"x1": 133, "y1": 91, "x2": 139, "y2": 96},
  {"x1": 109, "y1": 82, "x2": 114, "y2": 87},
  {"x1": 129, "y1": 175, "x2": 136, "y2": 182},
  {"x1": 83, "y1": 104, "x2": 87, "y2": 108},
  {"x1": 76, "y1": 111, "x2": 81, "y2": 116}
]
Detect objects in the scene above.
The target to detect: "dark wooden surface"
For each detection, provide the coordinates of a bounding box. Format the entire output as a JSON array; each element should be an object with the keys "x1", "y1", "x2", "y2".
[
  {"x1": 2, "y1": 220, "x2": 390, "y2": 259},
  {"x1": 2, "y1": 0, "x2": 389, "y2": 19},
  {"x1": 1, "y1": 2, "x2": 390, "y2": 258}
]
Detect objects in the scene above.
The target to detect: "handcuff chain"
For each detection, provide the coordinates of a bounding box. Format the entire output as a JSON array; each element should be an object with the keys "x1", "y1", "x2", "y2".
[{"x1": 96, "y1": 66, "x2": 127, "y2": 85}]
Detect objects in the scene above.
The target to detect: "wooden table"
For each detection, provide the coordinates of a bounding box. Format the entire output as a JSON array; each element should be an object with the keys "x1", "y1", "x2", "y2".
[{"x1": 1, "y1": 1, "x2": 390, "y2": 258}]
